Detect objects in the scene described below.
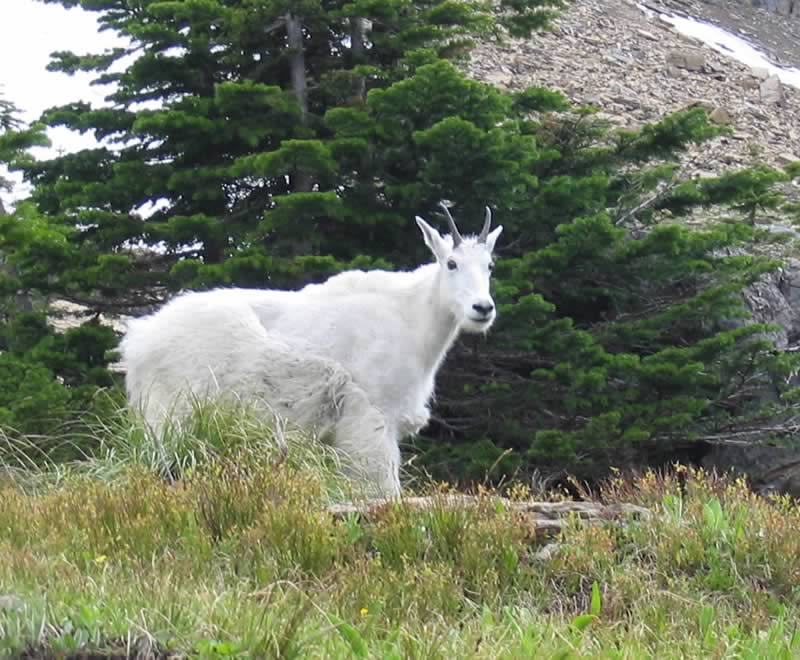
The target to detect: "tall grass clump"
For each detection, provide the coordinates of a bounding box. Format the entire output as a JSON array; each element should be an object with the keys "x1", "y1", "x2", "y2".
[
  {"x1": 0, "y1": 396, "x2": 354, "y2": 498},
  {"x1": 85, "y1": 397, "x2": 352, "y2": 494}
]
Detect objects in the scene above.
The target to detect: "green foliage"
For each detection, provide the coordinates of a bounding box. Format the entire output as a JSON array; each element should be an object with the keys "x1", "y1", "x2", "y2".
[
  {"x1": 0, "y1": 97, "x2": 21, "y2": 133},
  {"x1": 0, "y1": 98, "x2": 48, "y2": 192},
  {"x1": 0, "y1": 353, "x2": 71, "y2": 435},
  {"x1": 663, "y1": 165, "x2": 791, "y2": 223},
  {"x1": 616, "y1": 107, "x2": 729, "y2": 162},
  {"x1": 0, "y1": 110, "x2": 116, "y2": 442},
  {"x1": 0, "y1": 311, "x2": 117, "y2": 439}
]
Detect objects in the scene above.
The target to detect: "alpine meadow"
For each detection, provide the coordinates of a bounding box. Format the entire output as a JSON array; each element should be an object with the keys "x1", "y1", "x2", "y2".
[{"x1": 2, "y1": 0, "x2": 800, "y2": 656}]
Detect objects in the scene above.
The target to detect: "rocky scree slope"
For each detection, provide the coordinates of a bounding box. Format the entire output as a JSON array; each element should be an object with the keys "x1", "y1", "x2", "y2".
[{"x1": 469, "y1": 0, "x2": 800, "y2": 174}]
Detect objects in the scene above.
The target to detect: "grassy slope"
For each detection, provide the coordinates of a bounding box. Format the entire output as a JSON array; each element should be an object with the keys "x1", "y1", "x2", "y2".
[{"x1": 1, "y1": 406, "x2": 800, "y2": 659}]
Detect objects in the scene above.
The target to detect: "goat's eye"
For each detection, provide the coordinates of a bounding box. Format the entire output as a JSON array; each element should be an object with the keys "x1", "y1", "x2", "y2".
[
  {"x1": 488, "y1": 262, "x2": 495, "y2": 272},
  {"x1": 447, "y1": 259, "x2": 458, "y2": 271}
]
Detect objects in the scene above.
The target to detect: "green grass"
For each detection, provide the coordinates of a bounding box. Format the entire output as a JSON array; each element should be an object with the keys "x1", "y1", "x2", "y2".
[{"x1": 1, "y1": 405, "x2": 800, "y2": 658}]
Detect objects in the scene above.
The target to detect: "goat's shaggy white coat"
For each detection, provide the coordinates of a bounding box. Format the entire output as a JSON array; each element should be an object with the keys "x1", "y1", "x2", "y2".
[{"x1": 120, "y1": 212, "x2": 502, "y2": 496}]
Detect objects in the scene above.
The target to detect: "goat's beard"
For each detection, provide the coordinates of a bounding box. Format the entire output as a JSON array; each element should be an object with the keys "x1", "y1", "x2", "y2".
[{"x1": 461, "y1": 315, "x2": 496, "y2": 334}]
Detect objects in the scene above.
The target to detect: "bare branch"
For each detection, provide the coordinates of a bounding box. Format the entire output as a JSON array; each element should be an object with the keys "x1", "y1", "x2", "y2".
[{"x1": 328, "y1": 495, "x2": 651, "y2": 539}]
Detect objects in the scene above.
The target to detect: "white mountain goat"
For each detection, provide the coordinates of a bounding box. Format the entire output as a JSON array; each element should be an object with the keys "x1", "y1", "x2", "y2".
[{"x1": 120, "y1": 204, "x2": 503, "y2": 496}]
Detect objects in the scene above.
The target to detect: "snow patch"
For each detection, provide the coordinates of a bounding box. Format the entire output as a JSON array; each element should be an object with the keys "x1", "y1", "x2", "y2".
[{"x1": 641, "y1": 4, "x2": 800, "y2": 89}]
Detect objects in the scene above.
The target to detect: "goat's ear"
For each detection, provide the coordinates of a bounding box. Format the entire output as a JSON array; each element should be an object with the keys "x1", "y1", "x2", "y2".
[
  {"x1": 416, "y1": 216, "x2": 448, "y2": 261},
  {"x1": 485, "y1": 225, "x2": 503, "y2": 253}
]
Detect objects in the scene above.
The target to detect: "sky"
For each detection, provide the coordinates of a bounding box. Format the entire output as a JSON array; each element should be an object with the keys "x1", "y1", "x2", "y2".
[
  {"x1": 1, "y1": 0, "x2": 124, "y2": 149},
  {"x1": 0, "y1": 0, "x2": 124, "y2": 205},
  {"x1": 2, "y1": 0, "x2": 800, "y2": 205}
]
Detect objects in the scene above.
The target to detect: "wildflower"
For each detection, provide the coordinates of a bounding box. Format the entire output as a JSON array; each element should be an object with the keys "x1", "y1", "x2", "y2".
[
  {"x1": 94, "y1": 555, "x2": 108, "y2": 564},
  {"x1": 360, "y1": 607, "x2": 368, "y2": 616}
]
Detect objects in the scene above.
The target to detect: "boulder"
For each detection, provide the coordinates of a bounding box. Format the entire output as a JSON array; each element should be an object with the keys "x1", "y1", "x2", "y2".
[
  {"x1": 709, "y1": 107, "x2": 734, "y2": 124},
  {"x1": 484, "y1": 69, "x2": 514, "y2": 89},
  {"x1": 702, "y1": 441, "x2": 800, "y2": 498},
  {"x1": 667, "y1": 49, "x2": 706, "y2": 72},
  {"x1": 760, "y1": 74, "x2": 786, "y2": 106}
]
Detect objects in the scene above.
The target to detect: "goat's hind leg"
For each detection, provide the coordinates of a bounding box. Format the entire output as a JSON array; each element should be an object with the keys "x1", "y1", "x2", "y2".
[{"x1": 253, "y1": 340, "x2": 401, "y2": 497}]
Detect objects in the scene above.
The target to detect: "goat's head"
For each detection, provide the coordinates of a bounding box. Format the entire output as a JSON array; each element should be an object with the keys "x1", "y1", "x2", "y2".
[{"x1": 415, "y1": 203, "x2": 503, "y2": 333}]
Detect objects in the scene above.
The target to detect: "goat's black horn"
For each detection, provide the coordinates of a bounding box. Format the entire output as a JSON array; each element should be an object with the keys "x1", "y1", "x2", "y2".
[
  {"x1": 478, "y1": 206, "x2": 492, "y2": 243},
  {"x1": 439, "y1": 202, "x2": 463, "y2": 247}
]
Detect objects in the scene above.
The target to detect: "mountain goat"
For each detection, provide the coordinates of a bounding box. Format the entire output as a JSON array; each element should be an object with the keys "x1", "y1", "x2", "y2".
[{"x1": 120, "y1": 204, "x2": 503, "y2": 496}]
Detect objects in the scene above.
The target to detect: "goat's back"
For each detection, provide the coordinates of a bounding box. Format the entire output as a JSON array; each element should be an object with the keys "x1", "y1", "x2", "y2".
[
  {"x1": 121, "y1": 279, "x2": 432, "y2": 433},
  {"x1": 120, "y1": 289, "x2": 286, "y2": 426}
]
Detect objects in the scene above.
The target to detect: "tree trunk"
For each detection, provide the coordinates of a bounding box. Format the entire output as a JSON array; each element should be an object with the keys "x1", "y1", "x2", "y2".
[
  {"x1": 349, "y1": 18, "x2": 367, "y2": 103},
  {"x1": 0, "y1": 199, "x2": 33, "y2": 313},
  {"x1": 286, "y1": 12, "x2": 313, "y2": 194},
  {"x1": 286, "y1": 12, "x2": 308, "y2": 122}
]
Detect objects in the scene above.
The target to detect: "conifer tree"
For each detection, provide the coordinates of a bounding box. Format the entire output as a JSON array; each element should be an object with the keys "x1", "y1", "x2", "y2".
[{"x1": 13, "y1": 0, "x2": 561, "y2": 307}]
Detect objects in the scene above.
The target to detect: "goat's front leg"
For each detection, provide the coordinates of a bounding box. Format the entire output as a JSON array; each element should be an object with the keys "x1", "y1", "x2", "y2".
[
  {"x1": 342, "y1": 429, "x2": 401, "y2": 499},
  {"x1": 399, "y1": 403, "x2": 431, "y2": 438},
  {"x1": 332, "y1": 387, "x2": 402, "y2": 498}
]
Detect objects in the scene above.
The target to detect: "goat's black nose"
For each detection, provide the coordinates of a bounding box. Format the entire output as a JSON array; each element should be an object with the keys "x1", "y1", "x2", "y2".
[{"x1": 472, "y1": 302, "x2": 494, "y2": 316}]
